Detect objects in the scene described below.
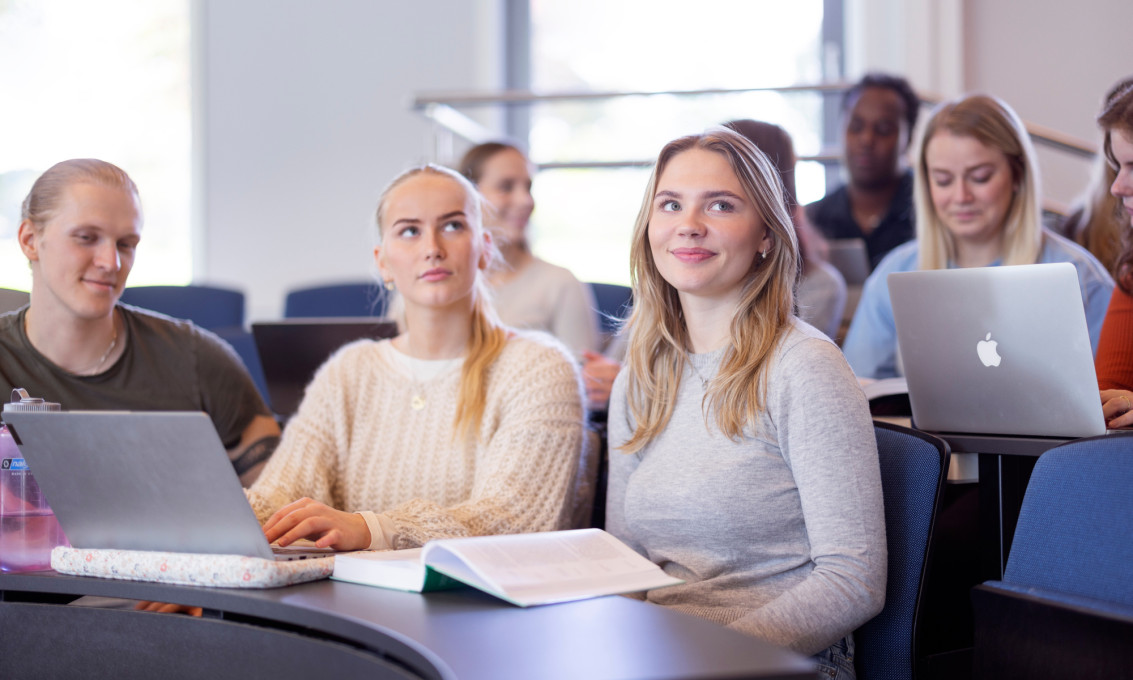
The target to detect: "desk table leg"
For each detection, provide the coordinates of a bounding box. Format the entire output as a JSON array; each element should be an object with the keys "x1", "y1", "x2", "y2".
[
  {"x1": 977, "y1": 454, "x2": 1005, "y2": 580},
  {"x1": 977, "y1": 453, "x2": 1039, "y2": 581}
]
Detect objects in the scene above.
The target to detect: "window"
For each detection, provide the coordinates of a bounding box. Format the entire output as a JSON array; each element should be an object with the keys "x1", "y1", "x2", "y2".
[
  {"x1": 0, "y1": 0, "x2": 191, "y2": 291},
  {"x1": 526, "y1": 0, "x2": 827, "y2": 285}
]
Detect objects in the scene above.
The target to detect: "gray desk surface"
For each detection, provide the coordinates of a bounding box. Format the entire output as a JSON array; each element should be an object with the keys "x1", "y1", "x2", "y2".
[{"x1": 0, "y1": 571, "x2": 817, "y2": 680}]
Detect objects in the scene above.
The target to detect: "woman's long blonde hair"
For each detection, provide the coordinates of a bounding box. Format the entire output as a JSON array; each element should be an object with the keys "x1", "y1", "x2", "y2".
[
  {"x1": 375, "y1": 164, "x2": 507, "y2": 439},
  {"x1": 912, "y1": 94, "x2": 1043, "y2": 270},
  {"x1": 620, "y1": 129, "x2": 800, "y2": 454}
]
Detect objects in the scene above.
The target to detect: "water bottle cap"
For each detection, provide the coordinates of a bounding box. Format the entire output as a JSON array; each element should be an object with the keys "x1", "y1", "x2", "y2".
[{"x1": 4, "y1": 388, "x2": 61, "y2": 413}]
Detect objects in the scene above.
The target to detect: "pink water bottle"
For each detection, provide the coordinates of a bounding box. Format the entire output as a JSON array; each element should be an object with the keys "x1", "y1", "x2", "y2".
[{"x1": 0, "y1": 388, "x2": 67, "y2": 572}]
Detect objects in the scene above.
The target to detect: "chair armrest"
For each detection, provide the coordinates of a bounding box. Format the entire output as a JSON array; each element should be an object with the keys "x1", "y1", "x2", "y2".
[{"x1": 972, "y1": 582, "x2": 1133, "y2": 679}]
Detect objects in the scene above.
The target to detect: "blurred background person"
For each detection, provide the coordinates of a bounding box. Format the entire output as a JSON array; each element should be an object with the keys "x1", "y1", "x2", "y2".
[
  {"x1": 1056, "y1": 140, "x2": 1125, "y2": 277},
  {"x1": 727, "y1": 118, "x2": 847, "y2": 340},
  {"x1": 458, "y1": 142, "x2": 601, "y2": 359},
  {"x1": 1089, "y1": 77, "x2": 1133, "y2": 424},
  {"x1": 807, "y1": 72, "x2": 921, "y2": 270},
  {"x1": 843, "y1": 94, "x2": 1113, "y2": 380}
]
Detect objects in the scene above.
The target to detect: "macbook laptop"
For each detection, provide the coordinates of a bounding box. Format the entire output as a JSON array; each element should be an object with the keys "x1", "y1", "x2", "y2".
[
  {"x1": 252, "y1": 318, "x2": 398, "y2": 419},
  {"x1": 889, "y1": 262, "x2": 1107, "y2": 438},
  {"x1": 2, "y1": 410, "x2": 330, "y2": 560}
]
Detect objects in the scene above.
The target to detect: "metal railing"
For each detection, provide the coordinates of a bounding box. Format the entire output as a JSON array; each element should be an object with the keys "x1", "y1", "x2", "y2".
[{"x1": 412, "y1": 82, "x2": 1097, "y2": 170}]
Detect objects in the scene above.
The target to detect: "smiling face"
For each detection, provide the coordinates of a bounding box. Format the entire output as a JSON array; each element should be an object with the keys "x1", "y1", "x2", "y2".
[
  {"x1": 375, "y1": 173, "x2": 489, "y2": 314},
  {"x1": 647, "y1": 147, "x2": 770, "y2": 307},
  {"x1": 19, "y1": 181, "x2": 142, "y2": 322},
  {"x1": 475, "y1": 147, "x2": 535, "y2": 247},
  {"x1": 924, "y1": 131, "x2": 1017, "y2": 251},
  {"x1": 1109, "y1": 127, "x2": 1133, "y2": 222},
  {"x1": 844, "y1": 86, "x2": 910, "y2": 190}
]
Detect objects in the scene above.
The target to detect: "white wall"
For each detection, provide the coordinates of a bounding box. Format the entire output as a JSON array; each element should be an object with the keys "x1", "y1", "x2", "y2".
[
  {"x1": 962, "y1": 0, "x2": 1130, "y2": 207},
  {"x1": 197, "y1": 0, "x2": 504, "y2": 320},
  {"x1": 846, "y1": 0, "x2": 1130, "y2": 206}
]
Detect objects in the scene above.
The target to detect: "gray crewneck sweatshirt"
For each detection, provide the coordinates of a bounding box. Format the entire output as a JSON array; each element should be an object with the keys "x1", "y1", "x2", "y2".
[{"x1": 606, "y1": 320, "x2": 886, "y2": 655}]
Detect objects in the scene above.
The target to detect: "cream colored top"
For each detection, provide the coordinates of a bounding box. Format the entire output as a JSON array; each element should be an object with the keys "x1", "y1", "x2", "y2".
[{"x1": 247, "y1": 332, "x2": 585, "y2": 549}]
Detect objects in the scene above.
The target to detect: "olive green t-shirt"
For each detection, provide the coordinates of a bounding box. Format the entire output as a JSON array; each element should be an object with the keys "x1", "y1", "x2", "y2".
[{"x1": 0, "y1": 304, "x2": 269, "y2": 449}]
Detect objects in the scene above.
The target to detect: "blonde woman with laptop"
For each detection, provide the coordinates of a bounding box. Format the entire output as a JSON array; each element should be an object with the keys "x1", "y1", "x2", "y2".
[
  {"x1": 247, "y1": 164, "x2": 584, "y2": 552},
  {"x1": 1090, "y1": 77, "x2": 1133, "y2": 426},
  {"x1": 605, "y1": 128, "x2": 884, "y2": 679},
  {"x1": 843, "y1": 94, "x2": 1114, "y2": 380}
]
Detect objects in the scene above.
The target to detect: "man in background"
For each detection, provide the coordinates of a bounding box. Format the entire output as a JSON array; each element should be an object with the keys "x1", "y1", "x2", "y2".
[{"x1": 808, "y1": 72, "x2": 920, "y2": 270}]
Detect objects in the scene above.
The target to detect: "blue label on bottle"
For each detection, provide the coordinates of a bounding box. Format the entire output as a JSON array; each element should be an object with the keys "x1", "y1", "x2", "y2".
[{"x1": 1, "y1": 458, "x2": 29, "y2": 471}]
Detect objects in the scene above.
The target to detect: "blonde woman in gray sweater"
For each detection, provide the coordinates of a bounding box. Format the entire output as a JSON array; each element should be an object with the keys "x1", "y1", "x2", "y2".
[{"x1": 606, "y1": 128, "x2": 885, "y2": 679}]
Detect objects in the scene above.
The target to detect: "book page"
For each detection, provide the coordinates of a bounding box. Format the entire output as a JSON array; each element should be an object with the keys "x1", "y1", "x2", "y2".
[
  {"x1": 859, "y1": 376, "x2": 908, "y2": 401},
  {"x1": 422, "y1": 529, "x2": 680, "y2": 606}
]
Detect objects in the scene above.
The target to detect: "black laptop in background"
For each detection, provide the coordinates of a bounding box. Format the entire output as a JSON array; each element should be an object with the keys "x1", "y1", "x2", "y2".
[{"x1": 252, "y1": 318, "x2": 399, "y2": 421}]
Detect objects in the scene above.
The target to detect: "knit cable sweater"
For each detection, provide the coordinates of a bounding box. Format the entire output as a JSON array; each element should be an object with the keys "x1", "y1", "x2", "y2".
[{"x1": 247, "y1": 332, "x2": 584, "y2": 549}]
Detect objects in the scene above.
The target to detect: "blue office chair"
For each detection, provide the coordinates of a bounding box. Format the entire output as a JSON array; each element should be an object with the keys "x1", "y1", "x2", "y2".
[
  {"x1": 588, "y1": 282, "x2": 632, "y2": 337},
  {"x1": 855, "y1": 421, "x2": 950, "y2": 680},
  {"x1": 971, "y1": 432, "x2": 1133, "y2": 679},
  {"x1": 284, "y1": 282, "x2": 388, "y2": 318},
  {"x1": 118, "y1": 284, "x2": 245, "y2": 331},
  {"x1": 0, "y1": 287, "x2": 30, "y2": 314},
  {"x1": 212, "y1": 325, "x2": 270, "y2": 408}
]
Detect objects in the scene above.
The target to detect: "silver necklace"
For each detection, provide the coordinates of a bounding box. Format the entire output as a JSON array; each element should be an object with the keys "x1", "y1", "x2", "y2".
[
  {"x1": 687, "y1": 356, "x2": 712, "y2": 390},
  {"x1": 80, "y1": 317, "x2": 119, "y2": 375}
]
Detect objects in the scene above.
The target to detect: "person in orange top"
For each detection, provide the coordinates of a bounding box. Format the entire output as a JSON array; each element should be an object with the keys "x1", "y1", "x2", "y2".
[{"x1": 1093, "y1": 76, "x2": 1133, "y2": 425}]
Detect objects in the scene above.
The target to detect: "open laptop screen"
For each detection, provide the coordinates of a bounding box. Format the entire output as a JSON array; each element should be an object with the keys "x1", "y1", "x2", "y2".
[
  {"x1": 889, "y1": 263, "x2": 1105, "y2": 438},
  {"x1": 252, "y1": 318, "x2": 398, "y2": 420}
]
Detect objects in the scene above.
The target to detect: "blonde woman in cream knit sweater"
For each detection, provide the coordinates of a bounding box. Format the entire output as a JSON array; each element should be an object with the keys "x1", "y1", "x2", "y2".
[{"x1": 248, "y1": 164, "x2": 585, "y2": 552}]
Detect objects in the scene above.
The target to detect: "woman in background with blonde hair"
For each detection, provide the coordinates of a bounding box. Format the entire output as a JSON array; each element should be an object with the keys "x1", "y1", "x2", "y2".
[
  {"x1": 843, "y1": 94, "x2": 1113, "y2": 379},
  {"x1": 605, "y1": 128, "x2": 884, "y2": 678},
  {"x1": 250, "y1": 164, "x2": 584, "y2": 551}
]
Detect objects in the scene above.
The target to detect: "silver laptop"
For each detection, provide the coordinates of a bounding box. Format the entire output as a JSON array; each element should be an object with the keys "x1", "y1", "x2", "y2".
[
  {"x1": 1, "y1": 410, "x2": 330, "y2": 560},
  {"x1": 252, "y1": 318, "x2": 398, "y2": 420},
  {"x1": 827, "y1": 238, "x2": 872, "y2": 285},
  {"x1": 889, "y1": 262, "x2": 1106, "y2": 438}
]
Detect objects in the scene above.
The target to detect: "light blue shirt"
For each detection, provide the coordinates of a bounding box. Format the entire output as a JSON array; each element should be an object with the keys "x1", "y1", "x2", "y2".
[{"x1": 843, "y1": 232, "x2": 1115, "y2": 379}]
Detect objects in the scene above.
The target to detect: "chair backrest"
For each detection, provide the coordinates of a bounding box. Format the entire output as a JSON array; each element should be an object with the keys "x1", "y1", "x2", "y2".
[
  {"x1": 1003, "y1": 433, "x2": 1133, "y2": 606},
  {"x1": 118, "y1": 285, "x2": 245, "y2": 331},
  {"x1": 0, "y1": 288, "x2": 30, "y2": 314},
  {"x1": 211, "y1": 326, "x2": 270, "y2": 408},
  {"x1": 284, "y1": 282, "x2": 388, "y2": 318},
  {"x1": 588, "y1": 282, "x2": 632, "y2": 336},
  {"x1": 855, "y1": 422, "x2": 950, "y2": 680}
]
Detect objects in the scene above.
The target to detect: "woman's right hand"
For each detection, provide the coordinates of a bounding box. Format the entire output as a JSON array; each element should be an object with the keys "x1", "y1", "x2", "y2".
[
  {"x1": 1101, "y1": 389, "x2": 1133, "y2": 428},
  {"x1": 262, "y1": 497, "x2": 372, "y2": 551},
  {"x1": 581, "y1": 351, "x2": 621, "y2": 410}
]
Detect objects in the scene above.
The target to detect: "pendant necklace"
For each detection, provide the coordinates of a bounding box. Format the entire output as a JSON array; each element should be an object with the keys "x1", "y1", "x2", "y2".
[
  {"x1": 394, "y1": 342, "x2": 463, "y2": 411},
  {"x1": 687, "y1": 355, "x2": 712, "y2": 390},
  {"x1": 411, "y1": 390, "x2": 426, "y2": 411}
]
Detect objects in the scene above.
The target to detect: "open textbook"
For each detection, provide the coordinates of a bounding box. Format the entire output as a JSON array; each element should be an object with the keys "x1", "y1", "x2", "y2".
[{"x1": 331, "y1": 528, "x2": 683, "y2": 607}]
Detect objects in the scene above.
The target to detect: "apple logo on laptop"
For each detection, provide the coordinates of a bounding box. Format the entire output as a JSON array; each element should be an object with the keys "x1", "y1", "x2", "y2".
[{"x1": 977, "y1": 332, "x2": 1002, "y2": 367}]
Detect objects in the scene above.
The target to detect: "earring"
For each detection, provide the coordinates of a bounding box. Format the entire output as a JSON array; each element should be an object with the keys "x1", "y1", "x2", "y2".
[
  {"x1": 383, "y1": 280, "x2": 395, "y2": 291},
  {"x1": 760, "y1": 249, "x2": 768, "y2": 260}
]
